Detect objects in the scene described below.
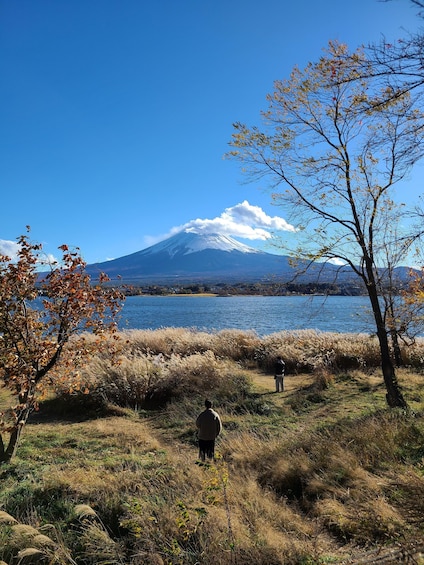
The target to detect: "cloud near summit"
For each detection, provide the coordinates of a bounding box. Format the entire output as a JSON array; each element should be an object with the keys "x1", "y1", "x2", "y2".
[{"x1": 143, "y1": 201, "x2": 296, "y2": 247}]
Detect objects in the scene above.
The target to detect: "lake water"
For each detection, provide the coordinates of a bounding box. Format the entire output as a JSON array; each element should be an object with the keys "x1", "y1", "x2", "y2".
[{"x1": 118, "y1": 295, "x2": 378, "y2": 336}]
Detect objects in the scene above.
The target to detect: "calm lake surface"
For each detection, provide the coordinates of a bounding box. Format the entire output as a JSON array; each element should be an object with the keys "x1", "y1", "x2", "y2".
[{"x1": 118, "y1": 295, "x2": 379, "y2": 336}]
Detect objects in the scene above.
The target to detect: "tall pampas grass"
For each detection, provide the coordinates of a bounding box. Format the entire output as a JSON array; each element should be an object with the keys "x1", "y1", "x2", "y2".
[{"x1": 2, "y1": 327, "x2": 420, "y2": 564}]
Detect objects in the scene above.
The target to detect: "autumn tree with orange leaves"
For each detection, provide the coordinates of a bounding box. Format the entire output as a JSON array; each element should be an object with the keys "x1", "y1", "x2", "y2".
[{"x1": 0, "y1": 231, "x2": 124, "y2": 463}]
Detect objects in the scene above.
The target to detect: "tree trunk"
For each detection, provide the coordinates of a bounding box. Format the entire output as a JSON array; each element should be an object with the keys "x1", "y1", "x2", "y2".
[
  {"x1": 390, "y1": 329, "x2": 404, "y2": 367},
  {"x1": 0, "y1": 407, "x2": 32, "y2": 464},
  {"x1": 386, "y1": 298, "x2": 404, "y2": 367},
  {"x1": 0, "y1": 434, "x2": 5, "y2": 463},
  {"x1": 0, "y1": 427, "x2": 21, "y2": 464},
  {"x1": 367, "y1": 283, "x2": 408, "y2": 408}
]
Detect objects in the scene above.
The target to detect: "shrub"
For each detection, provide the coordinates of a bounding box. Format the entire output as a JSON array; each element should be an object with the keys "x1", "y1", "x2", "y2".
[
  {"x1": 121, "y1": 327, "x2": 213, "y2": 357},
  {"x1": 210, "y1": 329, "x2": 261, "y2": 362},
  {"x1": 52, "y1": 353, "x2": 163, "y2": 411},
  {"x1": 256, "y1": 330, "x2": 386, "y2": 374},
  {"x1": 53, "y1": 346, "x2": 255, "y2": 412},
  {"x1": 163, "y1": 350, "x2": 224, "y2": 396}
]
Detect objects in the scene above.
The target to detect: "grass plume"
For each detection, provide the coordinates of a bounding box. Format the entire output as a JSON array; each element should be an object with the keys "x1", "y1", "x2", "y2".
[{"x1": 0, "y1": 328, "x2": 423, "y2": 564}]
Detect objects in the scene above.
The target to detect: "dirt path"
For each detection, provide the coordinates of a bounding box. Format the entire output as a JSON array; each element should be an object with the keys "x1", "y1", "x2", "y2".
[
  {"x1": 248, "y1": 368, "x2": 315, "y2": 398},
  {"x1": 132, "y1": 370, "x2": 424, "y2": 565}
]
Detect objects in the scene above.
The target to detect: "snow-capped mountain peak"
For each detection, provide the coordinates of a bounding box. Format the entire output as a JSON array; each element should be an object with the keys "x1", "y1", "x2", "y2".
[
  {"x1": 142, "y1": 230, "x2": 261, "y2": 258},
  {"x1": 84, "y1": 228, "x2": 354, "y2": 284}
]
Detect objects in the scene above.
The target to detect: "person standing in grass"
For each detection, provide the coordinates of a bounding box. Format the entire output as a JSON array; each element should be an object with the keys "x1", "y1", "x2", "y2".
[
  {"x1": 196, "y1": 399, "x2": 222, "y2": 461},
  {"x1": 274, "y1": 356, "x2": 286, "y2": 393}
]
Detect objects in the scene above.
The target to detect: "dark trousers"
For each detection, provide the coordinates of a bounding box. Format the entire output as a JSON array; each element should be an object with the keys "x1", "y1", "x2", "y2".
[{"x1": 198, "y1": 439, "x2": 215, "y2": 461}]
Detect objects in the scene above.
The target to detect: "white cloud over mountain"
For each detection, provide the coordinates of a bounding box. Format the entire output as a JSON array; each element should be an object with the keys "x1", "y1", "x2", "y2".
[
  {"x1": 0, "y1": 240, "x2": 20, "y2": 260},
  {"x1": 143, "y1": 201, "x2": 296, "y2": 247},
  {"x1": 1, "y1": 202, "x2": 296, "y2": 261}
]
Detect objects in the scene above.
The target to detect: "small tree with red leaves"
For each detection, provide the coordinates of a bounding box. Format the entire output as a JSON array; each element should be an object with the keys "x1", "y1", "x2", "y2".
[{"x1": 0, "y1": 230, "x2": 124, "y2": 463}]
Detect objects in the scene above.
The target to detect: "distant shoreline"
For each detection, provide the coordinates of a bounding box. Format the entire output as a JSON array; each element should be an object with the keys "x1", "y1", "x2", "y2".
[
  {"x1": 149, "y1": 293, "x2": 219, "y2": 297},
  {"x1": 119, "y1": 281, "x2": 367, "y2": 298},
  {"x1": 125, "y1": 291, "x2": 367, "y2": 298},
  {"x1": 128, "y1": 292, "x2": 362, "y2": 298}
]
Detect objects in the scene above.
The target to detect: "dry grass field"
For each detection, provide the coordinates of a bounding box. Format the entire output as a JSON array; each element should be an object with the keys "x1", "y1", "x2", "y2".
[{"x1": 0, "y1": 328, "x2": 423, "y2": 564}]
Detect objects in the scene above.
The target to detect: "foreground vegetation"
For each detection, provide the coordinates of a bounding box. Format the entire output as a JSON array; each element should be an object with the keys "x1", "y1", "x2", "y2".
[{"x1": 0, "y1": 328, "x2": 423, "y2": 564}]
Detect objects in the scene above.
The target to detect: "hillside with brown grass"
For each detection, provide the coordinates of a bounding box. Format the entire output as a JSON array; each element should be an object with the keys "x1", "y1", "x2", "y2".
[{"x1": 0, "y1": 329, "x2": 423, "y2": 564}]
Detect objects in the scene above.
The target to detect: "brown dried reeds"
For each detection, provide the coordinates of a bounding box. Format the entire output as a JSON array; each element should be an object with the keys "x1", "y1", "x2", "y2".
[{"x1": 3, "y1": 327, "x2": 420, "y2": 564}]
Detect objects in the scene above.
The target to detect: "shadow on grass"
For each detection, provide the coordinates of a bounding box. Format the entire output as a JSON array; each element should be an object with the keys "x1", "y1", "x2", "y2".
[{"x1": 29, "y1": 394, "x2": 128, "y2": 424}]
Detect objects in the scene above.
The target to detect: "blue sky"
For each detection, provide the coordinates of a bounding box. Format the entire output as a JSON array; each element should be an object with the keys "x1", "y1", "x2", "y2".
[{"x1": 1, "y1": 0, "x2": 422, "y2": 264}]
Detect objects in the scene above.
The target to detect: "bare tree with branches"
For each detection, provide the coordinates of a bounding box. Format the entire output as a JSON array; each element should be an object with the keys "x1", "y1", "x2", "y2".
[{"x1": 229, "y1": 41, "x2": 424, "y2": 408}]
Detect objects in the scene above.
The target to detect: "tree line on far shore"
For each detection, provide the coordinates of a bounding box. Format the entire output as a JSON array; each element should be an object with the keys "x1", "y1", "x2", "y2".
[{"x1": 122, "y1": 281, "x2": 367, "y2": 297}]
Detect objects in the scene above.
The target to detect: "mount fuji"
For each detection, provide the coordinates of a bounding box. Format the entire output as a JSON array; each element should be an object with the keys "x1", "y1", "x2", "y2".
[{"x1": 85, "y1": 230, "x2": 349, "y2": 285}]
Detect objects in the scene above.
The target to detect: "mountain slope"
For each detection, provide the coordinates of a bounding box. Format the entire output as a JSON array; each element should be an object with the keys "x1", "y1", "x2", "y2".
[{"x1": 85, "y1": 231, "x2": 302, "y2": 283}]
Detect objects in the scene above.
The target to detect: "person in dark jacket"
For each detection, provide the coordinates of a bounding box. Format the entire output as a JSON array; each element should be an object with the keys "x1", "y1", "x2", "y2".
[
  {"x1": 274, "y1": 356, "x2": 286, "y2": 392},
  {"x1": 196, "y1": 399, "x2": 222, "y2": 461}
]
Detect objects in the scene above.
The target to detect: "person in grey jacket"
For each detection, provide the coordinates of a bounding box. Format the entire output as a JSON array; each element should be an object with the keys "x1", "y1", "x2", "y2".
[{"x1": 196, "y1": 399, "x2": 222, "y2": 461}]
